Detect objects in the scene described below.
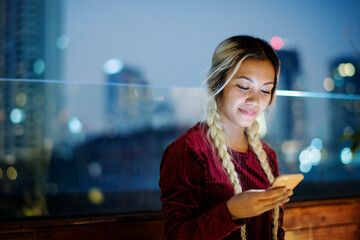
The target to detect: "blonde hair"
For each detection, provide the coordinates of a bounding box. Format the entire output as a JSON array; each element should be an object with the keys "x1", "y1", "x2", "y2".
[{"x1": 206, "y1": 36, "x2": 280, "y2": 240}]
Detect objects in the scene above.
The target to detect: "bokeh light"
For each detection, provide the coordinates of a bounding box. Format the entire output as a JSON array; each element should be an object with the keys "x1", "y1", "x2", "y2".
[
  {"x1": 300, "y1": 162, "x2": 312, "y2": 173},
  {"x1": 57, "y1": 35, "x2": 70, "y2": 50},
  {"x1": 33, "y1": 59, "x2": 45, "y2": 75},
  {"x1": 281, "y1": 140, "x2": 299, "y2": 156},
  {"x1": 311, "y1": 138, "x2": 323, "y2": 150},
  {"x1": 298, "y1": 139, "x2": 323, "y2": 172},
  {"x1": 103, "y1": 58, "x2": 124, "y2": 75},
  {"x1": 7, "y1": 166, "x2": 18, "y2": 181},
  {"x1": 341, "y1": 147, "x2": 352, "y2": 165},
  {"x1": 10, "y1": 108, "x2": 26, "y2": 124},
  {"x1": 5, "y1": 155, "x2": 16, "y2": 165},
  {"x1": 0, "y1": 168, "x2": 3, "y2": 179},
  {"x1": 68, "y1": 116, "x2": 82, "y2": 134},
  {"x1": 323, "y1": 78, "x2": 335, "y2": 92},
  {"x1": 88, "y1": 188, "x2": 105, "y2": 205},
  {"x1": 270, "y1": 36, "x2": 284, "y2": 50},
  {"x1": 344, "y1": 63, "x2": 355, "y2": 77},
  {"x1": 15, "y1": 93, "x2": 27, "y2": 107},
  {"x1": 338, "y1": 63, "x2": 355, "y2": 77}
]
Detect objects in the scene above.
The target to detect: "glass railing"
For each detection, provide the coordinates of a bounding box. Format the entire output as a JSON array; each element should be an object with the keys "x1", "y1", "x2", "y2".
[{"x1": 0, "y1": 78, "x2": 359, "y2": 219}]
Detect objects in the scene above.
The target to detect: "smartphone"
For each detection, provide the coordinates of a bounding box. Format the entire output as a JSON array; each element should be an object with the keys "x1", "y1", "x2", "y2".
[{"x1": 270, "y1": 174, "x2": 304, "y2": 190}]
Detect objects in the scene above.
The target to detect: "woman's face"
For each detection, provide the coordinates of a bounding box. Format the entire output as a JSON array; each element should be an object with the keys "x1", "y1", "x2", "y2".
[{"x1": 219, "y1": 58, "x2": 275, "y2": 131}]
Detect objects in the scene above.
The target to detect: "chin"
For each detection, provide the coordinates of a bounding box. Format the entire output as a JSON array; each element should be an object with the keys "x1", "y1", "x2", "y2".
[{"x1": 237, "y1": 121, "x2": 254, "y2": 128}]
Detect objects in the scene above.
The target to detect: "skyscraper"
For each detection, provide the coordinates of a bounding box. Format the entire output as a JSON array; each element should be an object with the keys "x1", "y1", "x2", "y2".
[
  {"x1": 105, "y1": 61, "x2": 154, "y2": 134},
  {"x1": 327, "y1": 56, "x2": 360, "y2": 166},
  {"x1": 0, "y1": 0, "x2": 63, "y2": 210}
]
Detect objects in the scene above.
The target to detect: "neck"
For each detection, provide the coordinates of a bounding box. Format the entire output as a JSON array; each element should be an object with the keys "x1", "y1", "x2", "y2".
[{"x1": 222, "y1": 124, "x2": 249, "y2": 153}]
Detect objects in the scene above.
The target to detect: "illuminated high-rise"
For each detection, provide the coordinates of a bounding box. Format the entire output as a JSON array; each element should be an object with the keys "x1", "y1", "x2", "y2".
[
  {"x1": 0, "y1": 0, "x2": 63, "y2": 163},
  {"x1": 327, "y1": 57, "x2": 360, "y2": 166}
]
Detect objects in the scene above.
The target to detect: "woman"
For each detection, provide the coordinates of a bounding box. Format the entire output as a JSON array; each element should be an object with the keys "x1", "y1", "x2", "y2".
[{"x1": 159, "y1": 35, "x2": 292, "y2": 240}]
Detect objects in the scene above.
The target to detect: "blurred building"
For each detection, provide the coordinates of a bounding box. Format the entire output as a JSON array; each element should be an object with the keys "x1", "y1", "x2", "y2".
[
  {"x1": 105, "y1": 60, "x2": 175, "y2": 135},
  {"x1": 0, "y1": 0, "x2": 63, "y2": 199},
  {"x1": 326, "y1": 56, "x2": 360, "y2": 166},
  {"x1": 263, "y1": 42, "x2": 309, "y2": 173},
  {"x1": 105, "y1": 61, "x2": 152, "y2": 134},
  {"x1": 276, "y1": 49, "x2": 306, "y2": 141}
]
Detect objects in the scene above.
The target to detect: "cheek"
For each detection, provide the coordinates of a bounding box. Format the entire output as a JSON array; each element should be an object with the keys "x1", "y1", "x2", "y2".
[{"x1": 260, "y1": 96, "x2": 271, "y2": 108}]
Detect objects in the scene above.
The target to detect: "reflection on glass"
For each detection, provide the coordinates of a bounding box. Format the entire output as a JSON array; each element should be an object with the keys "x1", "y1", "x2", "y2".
[{"x1": 0, "y1": 78, "x2": 359, "y2": 219}]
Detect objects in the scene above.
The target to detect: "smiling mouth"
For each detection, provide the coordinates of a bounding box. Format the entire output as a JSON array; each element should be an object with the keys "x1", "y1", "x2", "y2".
[{"x1": 239, "y1": 109, "x2": 257, "y2": 117}]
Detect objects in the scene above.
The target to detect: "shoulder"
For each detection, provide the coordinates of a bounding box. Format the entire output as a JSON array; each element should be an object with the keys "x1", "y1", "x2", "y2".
[
  {"x1": 160, "y1": 123, "x2": 210, "y2": 186},
  {"x1": 164, "y1": 122, "x2": 211, "y2": 159}
]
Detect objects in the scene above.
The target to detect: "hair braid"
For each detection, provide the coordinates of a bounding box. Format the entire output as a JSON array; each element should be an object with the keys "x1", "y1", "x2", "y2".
[
  {"x1": 207, "y1": 98, "x2": 242, "y2": 194},
  {"x1": 245, "y1": 120, "x2": 279, "y2": 240},
  {"x1": 206, "y1": 98, "x2": 247, "y2": 239}
]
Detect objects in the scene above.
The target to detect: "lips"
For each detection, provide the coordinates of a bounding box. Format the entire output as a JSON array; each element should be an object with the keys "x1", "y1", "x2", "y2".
[{"x1": 239, "y1": 108, "x2": 257, "y2": 117}]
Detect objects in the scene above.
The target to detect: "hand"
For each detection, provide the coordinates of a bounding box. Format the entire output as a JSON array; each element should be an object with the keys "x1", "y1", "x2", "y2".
[{"x1": 226, "y1": 187, "x2": 293, "y2": 220}]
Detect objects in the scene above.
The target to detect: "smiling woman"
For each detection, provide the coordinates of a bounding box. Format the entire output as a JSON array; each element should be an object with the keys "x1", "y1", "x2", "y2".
[{"x1": 159, "y1": 36, "x2": 290, "y2": 240}]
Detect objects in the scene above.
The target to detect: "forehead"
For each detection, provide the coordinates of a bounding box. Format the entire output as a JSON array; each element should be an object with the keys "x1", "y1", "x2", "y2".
[{"x1": 233, "y1": 58, "x2": 275, "y2": 83}]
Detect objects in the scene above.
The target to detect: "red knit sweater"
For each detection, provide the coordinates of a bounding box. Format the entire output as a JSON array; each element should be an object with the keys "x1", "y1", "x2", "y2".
[{"x1": 159, "y1": 123, "x2": 285, "y2": 240}]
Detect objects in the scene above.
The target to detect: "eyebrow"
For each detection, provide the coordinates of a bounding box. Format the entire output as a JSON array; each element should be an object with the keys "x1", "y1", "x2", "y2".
[{"x1": 236, "y1": 76, "x2": 274, "y2": 86}]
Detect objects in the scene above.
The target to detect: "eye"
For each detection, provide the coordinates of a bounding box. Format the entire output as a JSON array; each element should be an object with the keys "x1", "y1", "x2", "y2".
[
  {"x1": 237, "y1": 84, "x2": 249, "y2": 90},
  {"x1": 261, "y1": 89, "x2": 272, "y2": 95}
]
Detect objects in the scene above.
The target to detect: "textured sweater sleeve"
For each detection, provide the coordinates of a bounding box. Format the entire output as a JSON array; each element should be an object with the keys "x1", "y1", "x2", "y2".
[{"x1": 159, "y1": 138, "x2": 243, "y2": 240}]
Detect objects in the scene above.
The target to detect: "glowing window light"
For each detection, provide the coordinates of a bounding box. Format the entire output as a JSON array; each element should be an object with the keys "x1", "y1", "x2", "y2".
[
  {"x1": 10, "y1": 108, "x2": 26, "y2": 124},
  {"x1": 103, "y1": 58, "x2": 124, "y2": 75},
  {"x1": 7, "y1": 166, "x2": 18, "y2": 180},
  {"x1": 88, "y1": 187, "x2": 105, "y2": 205},
  {"x1": 68, "y1": 117, "x2": 82, "y2": 134},
  {"x1": 270, "y1": 36, "x2": 284, "y2": 50},
  {"x1": 15, "y1": 93, "x2": 27, "y2": 107},
  {"x1": 56, "y1": 35, "x2": 70, "y2": 50},
  {"x1": 341, "y1": 147, "x2": 352, "y2": 164},
  {"x1": 33, "y1": 59, "x2": 45, "y2": 75},
  {"x1": 323, "y1": 78, "x2": 335, "y2": 92}
]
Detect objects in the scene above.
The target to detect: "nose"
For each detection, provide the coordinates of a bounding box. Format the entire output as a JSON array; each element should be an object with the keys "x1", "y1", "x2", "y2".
[{"x1": 245, "y1": 91, "x2": 260, "y2": 106}]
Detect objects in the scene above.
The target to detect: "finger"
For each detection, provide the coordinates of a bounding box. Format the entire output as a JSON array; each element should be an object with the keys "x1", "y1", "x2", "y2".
[
  {"x1": 258, "y1": 189, "x2": 293, "y2": 205},
  {"x1": 263, "y1": 197, "x2": 290, "y2": 211},
  {"x1": 257, "y1": 187, "x2": 288, "y2": 200}
]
